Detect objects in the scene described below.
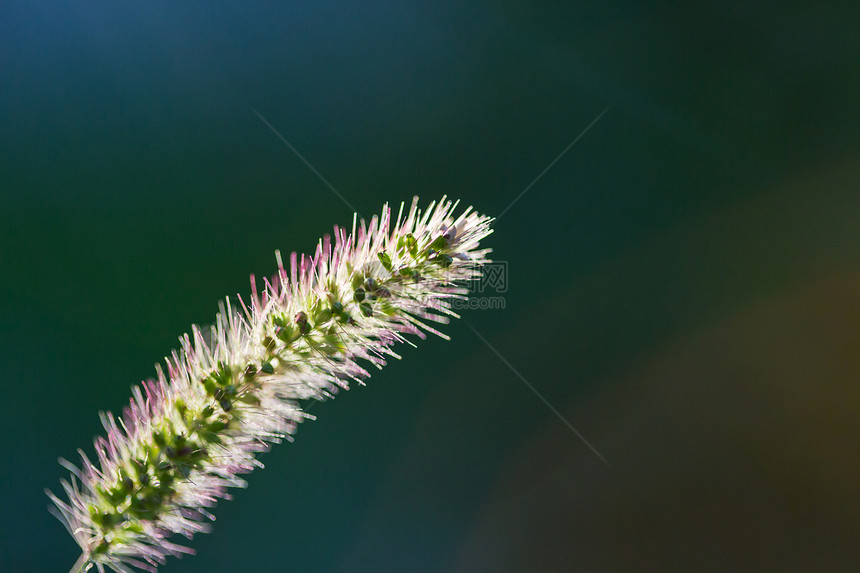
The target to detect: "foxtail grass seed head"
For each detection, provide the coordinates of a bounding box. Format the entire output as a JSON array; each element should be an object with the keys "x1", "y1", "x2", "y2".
[{"x1": 48, "y1": 197, "x2": 494, "y2": 573}]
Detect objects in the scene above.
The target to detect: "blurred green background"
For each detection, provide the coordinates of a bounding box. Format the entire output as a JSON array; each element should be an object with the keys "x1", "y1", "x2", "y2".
[{"x1": 2, "y1": 1, "x2": 860, "y2": 571}]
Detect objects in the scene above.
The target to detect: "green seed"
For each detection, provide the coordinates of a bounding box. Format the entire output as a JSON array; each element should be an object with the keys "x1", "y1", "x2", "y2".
[
  {"x1": 353, "y1": 287, "x2": 365, "y2": 302},
  {"x1": 376, "y1": 287, "x2": 391, "y2": 298},
  {"x1": 295, "y1": 311, "x2": 310, "y2": 334},
  {"x1": 377, "y1": 252, "x2": 392, "y2": 271},
  {"x1": 238, "y1": 393, "x2": 261, "y2": 406},
  {"x1": 405, "y1": 233, "x2": 417, "y2": 257},
  {"x1": 430, "y1": 235, "x2": 448, "y2": 250},
  {"x1": 315, "y1": 308, "x2": 333, "y2": 325}
]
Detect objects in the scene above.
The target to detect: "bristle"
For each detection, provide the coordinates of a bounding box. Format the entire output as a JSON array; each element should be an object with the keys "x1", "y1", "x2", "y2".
[{"x1": 50, "y1": 197, "x2": 493, "y2": 572}]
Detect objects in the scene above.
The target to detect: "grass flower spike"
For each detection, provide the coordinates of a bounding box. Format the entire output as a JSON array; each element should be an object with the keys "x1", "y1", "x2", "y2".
[{"x1": 49, "y1": 197, "x2": 493, "y2": 573}]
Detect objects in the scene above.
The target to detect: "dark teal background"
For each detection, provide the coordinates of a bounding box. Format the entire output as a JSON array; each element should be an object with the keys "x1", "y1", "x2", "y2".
[{"x1": 2, "y1": 2, "x2": 860, "y2": 571}]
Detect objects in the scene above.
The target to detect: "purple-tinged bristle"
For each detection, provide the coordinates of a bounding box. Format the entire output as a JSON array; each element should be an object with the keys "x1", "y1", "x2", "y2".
[{"x1": 49, "y1": 197, "x2": 493, "y2": 573}]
